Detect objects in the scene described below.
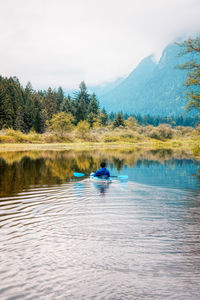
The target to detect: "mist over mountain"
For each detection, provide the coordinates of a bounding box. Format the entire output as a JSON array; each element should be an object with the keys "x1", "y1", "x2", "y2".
[
  {"x1": 91, "y1": 43, "x2": 191, "y2": 116},
  {"x1": 88, "y1": 78, "x2": 124, "y2": 97}
]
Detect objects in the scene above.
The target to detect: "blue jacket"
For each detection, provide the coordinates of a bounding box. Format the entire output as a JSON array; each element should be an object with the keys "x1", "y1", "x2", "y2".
[{"x1": 94, "y1": 167, "x2": 110, "y2": 178}]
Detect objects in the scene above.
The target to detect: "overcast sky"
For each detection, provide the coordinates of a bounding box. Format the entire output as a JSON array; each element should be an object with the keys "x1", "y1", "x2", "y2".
[{"x1": 0, "y1": 0, "x2": 199, "y2": 90}]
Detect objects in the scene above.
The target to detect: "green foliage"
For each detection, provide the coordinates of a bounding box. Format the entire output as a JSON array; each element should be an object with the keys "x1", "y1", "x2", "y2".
[
  {"x1": 193, "y1": 145, "x2": 200, "y2": 156},
  {"x1": 15, "y1": 106, "x2": 25, "y2": 132},
  {"x1": 48, "y1": 112, "x2": 74, "y2": 136},
  {"x1": 148, "y1": 124, "x2": 174, "y2": 140},
  {"x1": 113, "y1": 112, "x2": 125, "y2": 128},
  {"x1": 76, "y1": 120, "x2": 90, "y2": 138},
  {"x1": 43, "y1": 87, "x2": 57, "y2": 120},
  {"x1": 73, "y1": 81, "x2": 90, "y2": 124},
  {"x1": 0, "y1": 77, "x2": 108, "y2": 134},
  {"x1": 87, "y1": 94, "x2": 99, "y2": 115},
  {"x1": 0, "y1": 129, "x2": 29, "y2": 143},
  {"x1": 56, "y1": 87, "x2": 64, "y2": 111},
  {"x1": 178, "y1": 36, "x2": 200, "y2": 111},
  {"x1": 60, "y1": 96, "x2": 74, "y2": 115},
  {"x1": 100, "y1": 108, "x2": 108, "y2": 126},
  {"x1": 125, "y1": 116, "x2": 138, "y2": 129},
  {"x1": 87, "y1": 112, "x2": 98, "y2": 127}
]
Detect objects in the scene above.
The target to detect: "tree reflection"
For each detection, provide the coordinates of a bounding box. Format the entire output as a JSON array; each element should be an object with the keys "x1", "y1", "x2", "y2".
[{"x1": 0, "y1": 148, "x2": 199, "y2": 197}]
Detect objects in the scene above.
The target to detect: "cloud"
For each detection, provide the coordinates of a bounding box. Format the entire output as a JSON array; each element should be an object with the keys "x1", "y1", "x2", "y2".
[{"x1": 0, "y1": 0, "x2": 199, "y2": 89}]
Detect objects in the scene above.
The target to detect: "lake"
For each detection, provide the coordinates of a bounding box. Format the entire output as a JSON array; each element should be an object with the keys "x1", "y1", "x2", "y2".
[{"x1": 0, "y1": 148, "x2": 200, "y2": 299}]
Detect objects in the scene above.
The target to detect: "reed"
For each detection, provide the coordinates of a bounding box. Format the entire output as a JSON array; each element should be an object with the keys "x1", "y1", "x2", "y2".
[{"x1": 0, "y1": 125, "x2": 199, "y2": 159}]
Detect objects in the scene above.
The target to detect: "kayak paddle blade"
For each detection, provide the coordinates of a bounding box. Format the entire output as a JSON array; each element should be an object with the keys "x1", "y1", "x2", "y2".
[
  {"x1": 118, "y1": 175, "x2": 128, "y2": 180},
  {"x1": 73, "y1": 172, "x2": 85, "y2": 177}
]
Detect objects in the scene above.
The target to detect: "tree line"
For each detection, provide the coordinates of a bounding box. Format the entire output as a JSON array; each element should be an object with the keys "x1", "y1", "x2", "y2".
[
  {"x1": 0, "y1": 75, "x2": 199, "y2": 134},
  {"x1": 109, "y1": 112, "x2": 199, "y2": 127},
  {"x1": 0, "y1": 79, "x2": 109, "y2": 133},
  {"x1": 0, "y1": 37, "x2": 199, "y2": 133}
]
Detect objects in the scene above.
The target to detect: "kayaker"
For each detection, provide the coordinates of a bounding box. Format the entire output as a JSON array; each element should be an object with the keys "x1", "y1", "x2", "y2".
[{"x1": 94, "y1": 161, "x2": 110, "y2": 179}]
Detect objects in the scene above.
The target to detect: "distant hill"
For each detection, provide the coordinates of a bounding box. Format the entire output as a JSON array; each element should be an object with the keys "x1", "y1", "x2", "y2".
[{"x1": 91, "y1": 43, "x2": 191, "y2": 116}]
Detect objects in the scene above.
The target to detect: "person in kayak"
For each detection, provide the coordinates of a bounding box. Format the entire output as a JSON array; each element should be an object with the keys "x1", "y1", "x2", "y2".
[{"x1": 94, "y1": 161, "x2": 110, "y2": 179}]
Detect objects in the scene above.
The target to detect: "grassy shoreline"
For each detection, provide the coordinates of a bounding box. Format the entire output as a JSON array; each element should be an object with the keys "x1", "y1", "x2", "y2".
[
  {"x1": 0, "y1": 127, "x2": 199, "y2": 159},
  {"x1": 0, "y1": 137, "x2": 199, "y2": 153}
]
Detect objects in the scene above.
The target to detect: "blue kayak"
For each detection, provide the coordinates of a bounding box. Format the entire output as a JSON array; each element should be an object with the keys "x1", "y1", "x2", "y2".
[{"x1": 89, "y1": 173, "x2": 112, "y2": 183}]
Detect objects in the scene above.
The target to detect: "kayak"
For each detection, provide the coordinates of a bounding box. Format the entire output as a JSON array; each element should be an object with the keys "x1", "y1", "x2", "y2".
[
  {"x1": 89, "y1": 173, "x2": 112, "y2": 183},
  {"x1": 73, "y1": 172, "x2": 128, "y2": 181}
]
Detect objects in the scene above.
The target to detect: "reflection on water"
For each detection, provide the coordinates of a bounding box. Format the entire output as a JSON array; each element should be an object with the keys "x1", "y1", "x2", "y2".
[
  {"x1": 0, "y1": 149, "x2": 200, "y2": 299},
  {"x1": 0, "y1": 148, "x2": 199, "y2": 196}
]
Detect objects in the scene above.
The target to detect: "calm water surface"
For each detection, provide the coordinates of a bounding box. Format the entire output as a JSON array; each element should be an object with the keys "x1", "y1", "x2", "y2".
[{"x1": 0, "y1": 149, "x2": 200, "y2": 299}]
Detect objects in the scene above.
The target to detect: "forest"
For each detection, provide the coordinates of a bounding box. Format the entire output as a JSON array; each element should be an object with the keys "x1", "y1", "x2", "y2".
[
  {"x1": 0, "y1": 75, "x2": 199, "y2": 135},
  {"x1": 0, "y1": 37, "x2": 199, "y2": 147}
]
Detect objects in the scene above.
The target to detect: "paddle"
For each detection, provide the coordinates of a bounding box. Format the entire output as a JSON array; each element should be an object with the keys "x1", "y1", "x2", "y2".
[{"x1": 73, "y1": 172, "x2": 128, "y2": 180}]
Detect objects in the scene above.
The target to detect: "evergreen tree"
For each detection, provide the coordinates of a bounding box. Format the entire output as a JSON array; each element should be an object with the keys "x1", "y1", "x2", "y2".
[
  {"x1": 42, "y1": 87, "x2": 57, "y2": 120},
  {"x1": 100, "y1": 108, "x2": 108, "y2": 126},
  {"x1": 87, "y1": 94, "x2": 99, "y2": 115},
  {"x1": 15, "y1": 106, "x2": 25, "y2": 132},
  {"x1": 87, "y1": 112, "x2": 98, "y2": 127},
  {"x1": 2, "y1": 94, "x2": 14, "y2": 128},
  {"x1": 109, "y1": 112, "x2": 116, "y2": 121},
  {"x1": 113, "y1": 112, "x2": 125, "y2": 128},
  {"x1": 32, "y1": 94, "x2": 45, "y2": 133},
  {"x1": 24, "y1": 82, "x2": 35, "y2": 132},
  {"x1": 0, "y1": 76, "x2": 25, "y2": 129},
  {"x1": 75, "y1": 96, "x2": 87, "y2": 123},
  {"x1": 77, "y1": 81, "x2": 90, "y2": 106},
  {"x1": 7, "y1": 77, "x2": 25, "y2": 129},
  {"x1": 60, "y1": 95, "x2": 73, "y2": 114},
  {"x1": 73, "y1": 82, "x2": 90, "y2": 124},
  {"x1": 56, "y1": 86, "x2": 65, "y2": 111}
]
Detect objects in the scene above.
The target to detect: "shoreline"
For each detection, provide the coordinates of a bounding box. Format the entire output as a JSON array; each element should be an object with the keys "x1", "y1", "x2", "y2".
[{"x1": 0, "y1": 138, "x2": 199, "y2": 155}]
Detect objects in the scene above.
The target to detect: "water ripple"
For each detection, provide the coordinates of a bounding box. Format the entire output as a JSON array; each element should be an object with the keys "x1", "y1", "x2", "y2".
[{"x1": 0, "y1": 180, "x2": 200, "y2": 299}]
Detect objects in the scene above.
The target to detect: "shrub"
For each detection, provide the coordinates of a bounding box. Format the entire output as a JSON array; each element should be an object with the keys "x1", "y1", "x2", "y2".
[
  {"x1": 125, "y1": 117, "x2": 138, "y2": 130},
  {"x1": 48, "y1": 112, "x2": 74, "y2": 136},
  {"x1": 195, "y1": 124, "x2": 200, "y2": 136},
  {"x1": 176, "y1": 126, "x2": 196, "y2": 137},
  {"x1": 103, "y1": 136, "x2": 121, "y2": 143},
  {"x1": 1, "y1": 129, "x2": 29, "y2": 143},
  {"x1": 147, "y1": 124, "x2": 174, "y2": 140},
  {"x1": 76, "y1": 121, "x2": 90, "y2": 139},
  {"x1": 193, "y1": 145, "x2": 200, "y2": 156}
]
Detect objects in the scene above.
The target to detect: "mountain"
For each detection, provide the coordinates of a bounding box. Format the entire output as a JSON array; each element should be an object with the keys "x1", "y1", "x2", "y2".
[
  {"x1": 92, "y1": 43, "x2": 191, "y2": 116},
  {"x1": 88, "y1": 77, "x2": 124, "y2": 97}
]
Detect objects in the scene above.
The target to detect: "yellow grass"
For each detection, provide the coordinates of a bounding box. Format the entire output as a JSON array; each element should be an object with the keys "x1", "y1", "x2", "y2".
[{"x1": 0, "y1": 126, "x2": 199, "y2": 158}]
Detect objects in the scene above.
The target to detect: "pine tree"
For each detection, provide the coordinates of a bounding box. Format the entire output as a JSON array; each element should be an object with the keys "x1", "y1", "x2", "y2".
[
  {"x1": 15, "y1": 106, "x2": 25, "y2": 132},
  {"x1": 60, "y1": 96, "x2": 73, "y2": 114},
  {"x1": 24, "y1": 83, "x2": 34, "y2": 132},
  {"x1": 75, "y1": 96, "x2": 87, "y2": 123},
  {"x1": 109, "y1": 112, "x2": 116, "y2": 121},
  {"x1": 78, "y1": 81, "x2": 90, "y2": 106},
  {"x1": 32, "y1": 94, "x2": 45, "y2": 133},
  {"x1": 0, "y1": 81, "x2": 6, "y2": 129},
  {"x1": 42, "y1": 87, "x2": 57, "y2": 120},
  {"x1": 56, "y1": 87, "x2": 65, "y2": 111},
  {"x1": 87, "y1": 94, "x2": 99, "y2": 115},
  {"x1": 73, "y1": 82, "x2": 90, "y2": 124},
  {"x1": 100, "y1": 108, "x2": 108, "y2": 126},
  {"x1": 2, "y1": 94, "x2": 14, "y2": 128},
  {"x1": 113, "y1": 112, "x2": 125, "y2": 128},
  {"x1": 87, "y1": 112, "x2": 98, "y2": 127}
]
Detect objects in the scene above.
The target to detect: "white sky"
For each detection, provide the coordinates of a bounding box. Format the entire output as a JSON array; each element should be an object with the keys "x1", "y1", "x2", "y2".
[{"x1": 0, "y1": 0, "x2": 200, "y2": 89}]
